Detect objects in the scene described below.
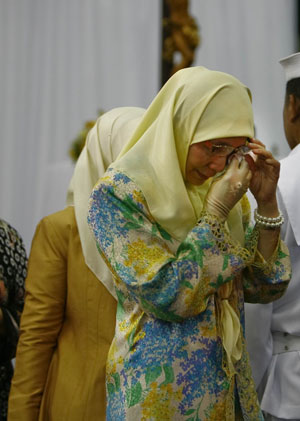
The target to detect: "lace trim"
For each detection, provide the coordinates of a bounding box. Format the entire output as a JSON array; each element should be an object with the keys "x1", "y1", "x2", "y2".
[
  {"x1": 199, "y1": 211, "x2": 281, "y2": 276},
  {"x1": 251, "y1": 228, "x2": 281, "y2": 273},
  {"x1": 198, "y1": 211, "x2": 257, "y2": 266}
]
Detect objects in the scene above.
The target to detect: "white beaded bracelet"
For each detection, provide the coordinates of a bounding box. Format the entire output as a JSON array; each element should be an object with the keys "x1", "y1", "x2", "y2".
[{"x1": 254, "y1": 208, "x2": 284, "y2": 229}]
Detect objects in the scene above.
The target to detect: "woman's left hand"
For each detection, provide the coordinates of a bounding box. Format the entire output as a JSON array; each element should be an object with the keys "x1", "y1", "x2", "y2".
[{"x1": 247, "y1": 138, "x2": 280, "y2": 208}]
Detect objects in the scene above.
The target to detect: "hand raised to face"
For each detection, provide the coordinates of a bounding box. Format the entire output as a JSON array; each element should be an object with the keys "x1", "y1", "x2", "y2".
[
  {"x1": 247, "y1": 139, "x2": 280, "y2": 208},
  {"x1": 204, "y1": 156, "x2": 252, "y2": 220}
]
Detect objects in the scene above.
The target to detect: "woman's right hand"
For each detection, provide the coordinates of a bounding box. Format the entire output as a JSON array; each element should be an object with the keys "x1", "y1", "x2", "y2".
[{"x1": 204, "y1": 156, "x2": 252, "y2": 220}]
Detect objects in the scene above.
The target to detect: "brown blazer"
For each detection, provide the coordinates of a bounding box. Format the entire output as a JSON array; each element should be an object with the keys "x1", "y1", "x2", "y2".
[{"x1": 8, "y1": 206, "x2": 117, "y2": 421}]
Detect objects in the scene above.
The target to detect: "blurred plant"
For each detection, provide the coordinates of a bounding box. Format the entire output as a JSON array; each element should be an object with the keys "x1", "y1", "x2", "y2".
[{"x1": 69, "y1": 109, "x2": 105, "y2": 163}]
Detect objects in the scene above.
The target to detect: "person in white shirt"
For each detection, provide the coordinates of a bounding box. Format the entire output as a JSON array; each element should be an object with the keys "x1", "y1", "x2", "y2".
[{"x1": 246, "y1": 52, "x2": 300, "y2": 421}]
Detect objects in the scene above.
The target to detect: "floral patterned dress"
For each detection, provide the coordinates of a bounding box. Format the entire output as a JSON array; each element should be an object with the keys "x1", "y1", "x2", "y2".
[
  {"x1": 88, "y1": 168, "x2": 291, "y2": 421},
  {"x1": 0, "y1": 219, "x2": 26, "y2": 420}
]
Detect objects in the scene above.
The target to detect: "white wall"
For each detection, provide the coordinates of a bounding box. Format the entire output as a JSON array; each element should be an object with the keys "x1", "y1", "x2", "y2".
[
  {"x1": 0, "y1": 0, "x2": 298, "y2": 250},
  {"x1": 191, "y1": 0, "x2": 298, "y2": 158}
]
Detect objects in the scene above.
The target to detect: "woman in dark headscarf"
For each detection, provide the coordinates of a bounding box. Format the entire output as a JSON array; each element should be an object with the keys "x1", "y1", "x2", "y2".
[{"x1": 0, "y1": 219, "x2": 26, "y2": 420}]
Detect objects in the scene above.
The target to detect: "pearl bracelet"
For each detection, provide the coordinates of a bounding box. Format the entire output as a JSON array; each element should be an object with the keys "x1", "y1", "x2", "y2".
[{"x1": 254, "y1": 208, "x2": 284, "y2": 229}]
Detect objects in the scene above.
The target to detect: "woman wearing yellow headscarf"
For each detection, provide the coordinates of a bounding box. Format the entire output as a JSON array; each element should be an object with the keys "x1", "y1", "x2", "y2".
[{"x1": 88, "y1": 67, "x2": 291, "y2": 420}]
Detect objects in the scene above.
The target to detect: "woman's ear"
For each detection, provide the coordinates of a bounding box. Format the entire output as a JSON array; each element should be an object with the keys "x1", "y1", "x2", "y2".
[{"x1": 287, "y1": 94, "x2": 300, "y2": 122}]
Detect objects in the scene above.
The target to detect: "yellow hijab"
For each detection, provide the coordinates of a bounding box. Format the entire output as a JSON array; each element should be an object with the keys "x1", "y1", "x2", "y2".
[
  {"x1": 112, "y1": 66, "x2": 254, "y2": 244},
  {"x1": 112, "y1": 67, "x2": 254, "y2": 372}
]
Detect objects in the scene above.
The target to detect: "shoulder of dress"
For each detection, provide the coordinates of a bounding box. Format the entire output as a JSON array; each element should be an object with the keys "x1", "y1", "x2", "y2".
[
  {"x1": 94, "y1": 168, "x2": 148, "y2": 209},
  {"x1": 96, "y1": 167, "x2": 139, "y2": 188}
]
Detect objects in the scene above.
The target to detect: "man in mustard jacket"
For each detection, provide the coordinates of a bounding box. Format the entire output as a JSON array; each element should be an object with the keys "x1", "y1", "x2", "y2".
[{"x1": 8, "y1": 107, "x2": 145, "y2": 421}]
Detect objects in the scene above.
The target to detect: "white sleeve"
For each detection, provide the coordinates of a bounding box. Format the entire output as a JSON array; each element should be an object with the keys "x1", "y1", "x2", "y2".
[{"x1": 245, "y1": 302, "x2": 273, "y2": 389}]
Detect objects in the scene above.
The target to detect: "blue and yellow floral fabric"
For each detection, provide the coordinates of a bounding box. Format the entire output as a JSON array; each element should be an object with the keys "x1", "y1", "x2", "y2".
[{"x1": 88, "y1": 168, "x2": 291, "y2": 421}]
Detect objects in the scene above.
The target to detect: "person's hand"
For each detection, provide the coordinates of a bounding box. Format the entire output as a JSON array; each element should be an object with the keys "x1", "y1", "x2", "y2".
[
  {"x1": 204, "y1": 156, "x2": 252, "y2": 220},
  {"x1": 247, "y1": 139, "x2": 280, "y2": 214}
]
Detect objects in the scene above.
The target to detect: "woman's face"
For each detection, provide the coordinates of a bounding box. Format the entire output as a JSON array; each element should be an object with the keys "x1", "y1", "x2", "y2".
[{"x1": 185, "y1": 137, "x2": 248, "y2": 185}]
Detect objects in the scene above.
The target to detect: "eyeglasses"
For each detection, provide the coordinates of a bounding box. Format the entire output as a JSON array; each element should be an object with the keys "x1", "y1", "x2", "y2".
[{"x1": 203, "y1": 140, "x2": 250, "y2": 158}]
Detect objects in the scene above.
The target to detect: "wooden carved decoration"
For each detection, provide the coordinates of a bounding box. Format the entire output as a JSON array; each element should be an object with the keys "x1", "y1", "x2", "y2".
[{"x1": 162, "y1": 0, "x2": 200, "y2": 84}]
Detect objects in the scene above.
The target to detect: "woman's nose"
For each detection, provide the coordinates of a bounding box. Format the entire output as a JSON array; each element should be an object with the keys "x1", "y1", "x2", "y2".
[{"x1": 209, "y1": 156, "x2": 227, "y2": 172}]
